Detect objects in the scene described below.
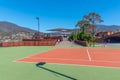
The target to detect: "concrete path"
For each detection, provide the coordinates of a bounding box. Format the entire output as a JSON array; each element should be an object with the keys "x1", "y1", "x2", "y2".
[
  {"x1": 55, "y1": 38, "x2": 80, "y2": 46},
  {"x1": 56, "y1": 38, "x2": 120, "y2": 47}
]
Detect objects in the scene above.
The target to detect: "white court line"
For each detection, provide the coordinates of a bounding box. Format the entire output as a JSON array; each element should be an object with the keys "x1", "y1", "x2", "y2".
[
  {"x1": 86, "y1": 49, "x2": 92, "y2": 61},
  {"x1": 19, "y1": 57, "x2": 88, "y2": 61},
  {"x1": 15, "y1": 61, "x2": 120, "y2": 69},
  {"x1": 17, "y1": 57, "x2": 120, "y2": 64}
]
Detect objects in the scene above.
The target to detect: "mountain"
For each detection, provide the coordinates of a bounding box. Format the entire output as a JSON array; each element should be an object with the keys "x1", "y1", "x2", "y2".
[
  {"x1": 97, "y1": 25, "x2": 120, "y2": 32},
  {"x1": 0, "y1": 21, "x2": 37, "y2": 34},
  {"x1": 73, "y1": 25, "x2": 120, "y2": 33},
  {"x1": 0, "y1": 21, "x2": 120, "y2": 34}
]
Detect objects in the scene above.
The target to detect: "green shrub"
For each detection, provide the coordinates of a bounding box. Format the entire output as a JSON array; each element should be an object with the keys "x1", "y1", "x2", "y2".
[
  {"x1": 69, "y1": 33, "x2": 77, "y2": 41},
  {"x1": 69, "y1": 30, "x2": 95, "y2": 46},
  {"x1": 75, "y1": 31, "x2": 95, "y2": 45}
]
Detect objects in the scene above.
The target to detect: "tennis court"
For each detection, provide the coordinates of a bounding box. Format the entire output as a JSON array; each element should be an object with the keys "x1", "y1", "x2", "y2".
[
  {"x1": 17, "y1": 48, "x2": 120, "y2": 68},
  {"x1": 1, "y1": 46, "x2": 120, "y2": 80}
]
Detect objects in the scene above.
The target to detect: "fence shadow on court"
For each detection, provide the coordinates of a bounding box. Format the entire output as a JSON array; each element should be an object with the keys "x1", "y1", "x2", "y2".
[{"x1": 36, "y1": 62, "x2": 77, "y2": 80}]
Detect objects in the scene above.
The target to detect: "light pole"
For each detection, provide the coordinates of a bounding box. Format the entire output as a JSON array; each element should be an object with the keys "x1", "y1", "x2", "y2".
[
  {"x1": 36, "y1": 17, "x2": 40, "y2": 33},
  {"x1": 36, "y1": 17, "x2": 40, "y2": 40}
]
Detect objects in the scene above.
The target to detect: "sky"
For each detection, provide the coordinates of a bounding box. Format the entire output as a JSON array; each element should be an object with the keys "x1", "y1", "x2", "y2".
[{"x1": 0, "y1": 0, "x2": 120, "y2": 32}]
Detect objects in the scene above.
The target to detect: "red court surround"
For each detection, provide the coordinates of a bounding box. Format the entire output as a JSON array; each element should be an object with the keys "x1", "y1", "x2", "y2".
[{"x1": 17, "y1": 48, "x2": 120, "y2": 68}]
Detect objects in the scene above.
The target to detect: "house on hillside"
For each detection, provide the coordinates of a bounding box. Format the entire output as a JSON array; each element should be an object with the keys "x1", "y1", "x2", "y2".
[
  {"x1": 96, "y1": 31, "x2": 113, "y2": 38},
  {"x1": 95, "y1": 31, "x2": 114, "y2": 43},
  {"x1": 106, "y1": 32, "x2": 120, "y2": 43}
]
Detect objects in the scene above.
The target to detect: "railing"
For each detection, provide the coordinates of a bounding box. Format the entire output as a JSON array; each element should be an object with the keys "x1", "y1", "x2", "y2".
[{"x1": 1, "y1": 39, "x2": 58, "y2": 47}]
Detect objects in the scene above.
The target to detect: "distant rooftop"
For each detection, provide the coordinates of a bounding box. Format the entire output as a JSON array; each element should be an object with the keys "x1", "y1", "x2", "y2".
[{"x1": 47, "y1": 28, "x2": 73, "y2": 32}]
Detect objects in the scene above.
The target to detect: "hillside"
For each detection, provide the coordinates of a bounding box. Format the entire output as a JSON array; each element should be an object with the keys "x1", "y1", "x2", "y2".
[
  {"x1": 0, "y1": 21, "x2": 36, "y2": 34},
  {"x1": 0, "y1": 21, "x2": 120, "y2": 34},
  {"x1": 97, "y1": 25, "x2": 120, "y2": 32}
]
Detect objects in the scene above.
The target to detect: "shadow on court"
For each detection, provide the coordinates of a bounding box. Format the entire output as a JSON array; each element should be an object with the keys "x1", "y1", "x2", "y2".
[{"x1": 36, "y1": 62, "x2": 77, "y2": 80}]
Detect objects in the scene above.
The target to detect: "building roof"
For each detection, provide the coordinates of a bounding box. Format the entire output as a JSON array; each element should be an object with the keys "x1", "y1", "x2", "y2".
[
  {"x1": 107, "y1": 32, "x2": 120, "y2": 38},
  {"x1": 47, "y1": 28, "x2": 73, "y2": 32}
]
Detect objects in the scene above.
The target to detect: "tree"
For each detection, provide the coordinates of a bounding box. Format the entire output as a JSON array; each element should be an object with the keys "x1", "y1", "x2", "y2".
[
  {"x1": 84, "y1": 12, "x2": 103, "y2": 35},
  {"x1": 76, "y1": 20, "x2": 91, "y2": 33}
]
